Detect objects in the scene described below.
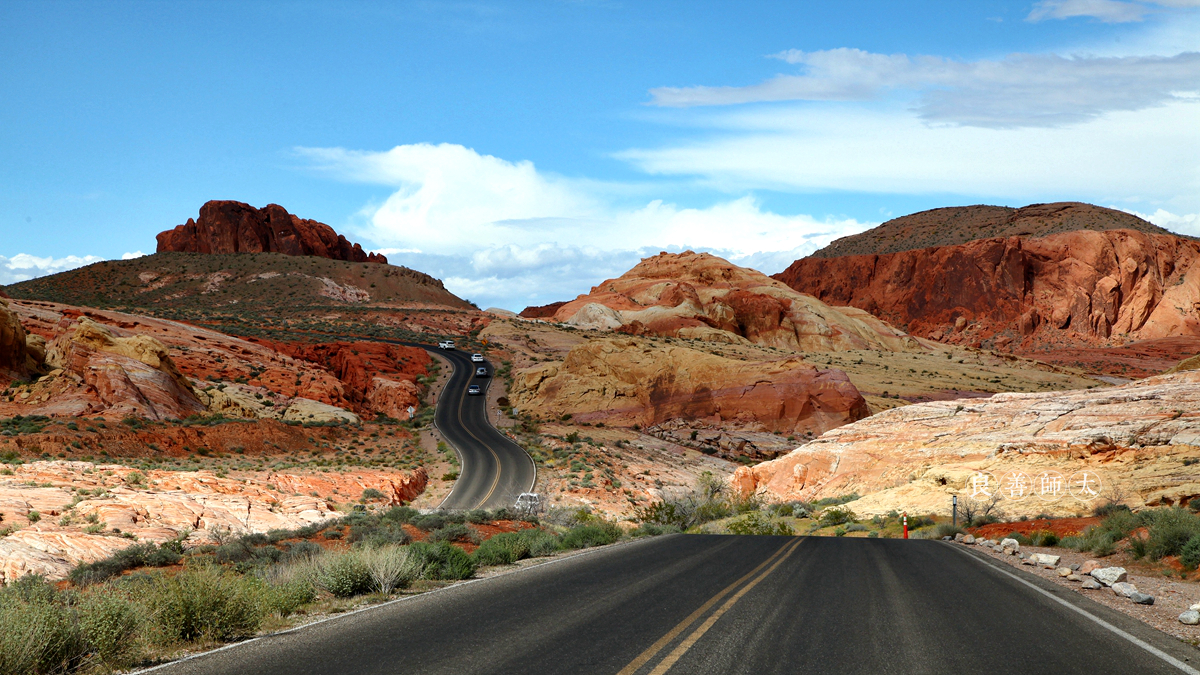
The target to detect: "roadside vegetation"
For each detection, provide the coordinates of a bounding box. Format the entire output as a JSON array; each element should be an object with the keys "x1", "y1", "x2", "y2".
[{"x1": 0, "y1": 505, "x2": 629, "y2": 675}]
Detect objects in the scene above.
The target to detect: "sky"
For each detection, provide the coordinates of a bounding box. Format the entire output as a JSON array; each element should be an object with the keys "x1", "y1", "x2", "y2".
[{"x1": 2, "y1": 0, "x2": 1198, "y2": 311}]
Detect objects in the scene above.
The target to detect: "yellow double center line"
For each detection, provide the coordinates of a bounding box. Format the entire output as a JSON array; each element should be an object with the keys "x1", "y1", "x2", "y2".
[{"x1": 617, "y1": 538, "x2": 804, "y2": 675}]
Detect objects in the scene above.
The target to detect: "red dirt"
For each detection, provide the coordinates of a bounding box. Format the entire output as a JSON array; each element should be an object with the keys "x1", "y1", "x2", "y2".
[{"x1": 970, "y1": 517, "x2": 1101, "y2": 539}]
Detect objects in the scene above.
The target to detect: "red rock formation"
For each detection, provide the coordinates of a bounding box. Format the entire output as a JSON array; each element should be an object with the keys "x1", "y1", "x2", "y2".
[
  {"x1": 263, "y1": 341, "x2": 431, "y2": 419},
  {"x1": 0, "y1": 298, "x2": 29, "y2": 381},
  {"x1": 157, "y1": 200, "x2": 388, "y2": 264},
  {"x1": 519, "y1": 301, "x2": 568, "y2": 319},
  {"x1": 775, "y1": 229, "x2": 1200, "y2": 349}
]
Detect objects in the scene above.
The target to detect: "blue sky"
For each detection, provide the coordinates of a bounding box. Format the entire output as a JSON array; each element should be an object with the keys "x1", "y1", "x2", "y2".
[{"x1": 2, "y1": 0, "x2": 1198, "y2": 310}]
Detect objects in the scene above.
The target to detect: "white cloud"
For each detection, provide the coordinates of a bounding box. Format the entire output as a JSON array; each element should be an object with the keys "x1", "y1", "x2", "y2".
[
  {"x1": 1027, "y1": 0, "x2": 1200, "y2": 23},
  {"x1": 0, "y1": 253, "x2": 104, "y2": 285},
  {"x1": 618, "y1": 100, "x2": 1200, "y2": 206},
  {"x1": 121, "y1": 251, "x2": 145, "y2": 260},
  {"x1": 300, "y1": 143, "x2": 873, "y2": 310},
  {"x1": 1118, "y1": 207, "x2": 1200, "y2": 235},
  {"x1": 648, "y1": 47, "x2": 1200, "y2": 128}
]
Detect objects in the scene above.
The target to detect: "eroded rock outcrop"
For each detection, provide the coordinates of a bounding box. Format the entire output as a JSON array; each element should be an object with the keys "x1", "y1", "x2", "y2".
[
  {"x1": 0, "y1": 298, "x2": 29, "y2": 381},
  {"x1": 157, "y1": 200, "x2": 388, "y2": 264},
  {"x1": 776, "y1": 225, "x2": 1200, "y2": 349},
  {"x1": 0, "y1": 461, "x2": 427, "y2": 582},
  {"x1": 732, "y1": 371, "x2": 1200, "y2": 517},
  {"x1": 511, "y1": 337, "x2": 869, "y2": 435},
  {"x1": 528, "y1": 251, "x2": 928, "y2": 353}
]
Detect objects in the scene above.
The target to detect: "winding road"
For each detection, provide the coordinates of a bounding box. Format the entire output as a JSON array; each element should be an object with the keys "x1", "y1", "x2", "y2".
[
  {"x1": 416, "y1": 346, "x2": 536, "y2": 511},
  {"x1": 144, "y1": 535, "x2": 1200, "y2": 674}
]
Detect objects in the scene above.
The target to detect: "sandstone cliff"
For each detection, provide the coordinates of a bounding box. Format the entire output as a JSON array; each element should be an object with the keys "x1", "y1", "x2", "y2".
[
  {"x1": 776, "y1": 228, "x2": 1200, "y2": 350},
  {"x1": 510, "y1": 337, "x2": 870, "y2": 435},
  {"x1": 157, "y1": 200, "x2": 388, "y2": 264},
  {"x1": 732, "y1": 371, "x2": 1200, "y2": 517},
  {"x1": 528, "y1": 251, "x2": 928, "y2": 353}
]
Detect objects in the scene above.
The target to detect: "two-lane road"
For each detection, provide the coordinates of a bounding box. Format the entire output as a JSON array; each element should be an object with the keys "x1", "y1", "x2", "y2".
[
  {"x1": 146, "y1": 535, "x2": 1200, "y2": 675},
  {"x1": 421, "y1": 346, "x2": 535, "y2": 510}
]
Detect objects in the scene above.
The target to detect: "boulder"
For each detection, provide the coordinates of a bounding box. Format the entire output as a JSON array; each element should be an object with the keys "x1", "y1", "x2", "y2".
[
  {"x1": 1001, "y1": 538, "x2": 1020, "y2": 555},
  {"x1": 1130, "y1": 592, "x2": 1154, "y2": 605},
  {"x1": 1081, "y1": 578, "x2": 1103, "y2": 590},
  {"x1": 1180, "y1": 610, "x2": 1200, "y2": 625},
  {"x1": 963, "y1": 534, "x2": 976, "y2": 544},
  {"x1": 955, "y1": 533, "x2": 965, "y2": 542},
  {"x1": 1112, "y1": 582, "x2": 1139, "y2": 598},
  {"x1": 1078, "y1": 560, "x2": 1102, "y2": 574},
  {"x1": 1091, "y1": 567, "x2": 1128, "y2": 587},
  {"x1": 1056, "y1": 567, "x2": 1072, "y2": 577},
  {"x1": 1031, "y1": 553, "x2": 1061, "y2": 567},
  {"x1": 1192, "y1": 602, "x2": 1200, "y2": 611},
  {"x1": 1066, "y1": 574, "x2": 1082, "y2": 582},
  {"x1": 156, "y1": 200, "x2": 387, "y2": 264}
]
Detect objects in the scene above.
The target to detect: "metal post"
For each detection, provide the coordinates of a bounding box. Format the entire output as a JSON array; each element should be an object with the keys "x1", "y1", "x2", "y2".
[{"x1": 952, "y1": 495, "x2": 958, "y2": 528}]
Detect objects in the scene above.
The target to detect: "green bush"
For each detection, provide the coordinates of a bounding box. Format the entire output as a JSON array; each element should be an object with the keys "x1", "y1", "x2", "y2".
[
  {"x1": 819, "y1": 505, "x2": 856, "y2": 527},
  {"x1": 520, "y1": 528, "x2": 562, "y2": 557},
  {"x1": 316, "y1": 552, "x2": 373, "y2": 598},
  {"x1": 408, "y1": 542, "x2": 476, "y2": 580},
  {"x1": 1142, "y1": 507, "x2": 1200, "y2": 560},
  {"x1": 78, "y1": 590, "x2": 144, "y2": 669},
  {"x1": 381, "y1": 506, "x2": 419, "y2": 524},
  {"x1": 147, "y1": 567, "x2": 266, "y2": 644},
  {"x1": 69, "y1": 542, "x2": 181, "y2": 586},
  {"x1": 263, "y1": 578, "x2": 317, "y2": 617},
  {"x1": 359, "y1": 546, "x2": 422, "y2": 594},
  {"x1": 930, "y1": 523, "x2": 963, "y2": 539},
  {"x1": 0, "y1": 576, "x2": 87, "y2": 675},
  {"x1": 726, "y1": 512, "x2": 795, "y2": 536},
  {"x1": 1181, "y1": 535, "x2": 1200, "y2": 569},
  {"x1": 428, "y1": 523, "x2": 473, "y2": 544},
  {"x1": 473, "y1": 532, "x2": 530, "y2": 566},
  {"x1": 1028, "y1": 530, "x2": 1059, "y2": 547},
  {"x1": 560, "y1": 522, "x2": 622, "y2": 549}
]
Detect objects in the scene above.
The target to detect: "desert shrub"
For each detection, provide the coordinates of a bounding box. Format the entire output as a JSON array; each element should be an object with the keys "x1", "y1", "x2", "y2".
[
  {"x1": 812, "y1": 493, "x2": 859, "y2": 508},
  {"x1": 281, "y1": 540, "x2": 323, "y2": 563},
  {"x1": 629, "y1": 523, "x2": 681, "y2": 538},
  {"x1": 69, "y1": 541, "x2": 181, "y2": 586},
  {"x1": 560, "y1": 522, "x2": 622, "y2": 549},
  {"x1": 473, "y1": 534, "x2": 524, "y2": 566},
  {"x1": 360, "y1": 488, "x2": 386, "y2": 502},
  {"x1": 1072, "y1": 507, "x2": 1138, "y2": 556},
  {"x1": 263, "y1": 578, "x2": 317, "y2": 618},
  {"x1": 520, "y1": 528, "x2": 562, "y2": 557},
  {"x1": 846, "y1": 523, "x2": 868, "y2": 532},
  {"x1": 145, "y1": 567, "x2": 265, "y2": 644},
  {"x1": 349, "y1": 520, "x2": 411, "y2": 548},
  {"x1": 726, "y1": 512, "x2": 795, "y2": 536},
  {"x1": 427, "y1": 523, "x2": 474, "y2": 544},
  {"x1": 1093, "y1": 502, "x2": 1132, "y2": 518},
  {"x1": 315, "y1": 551, "x2": 372, "y2": 598},
  {"x1": 464, "y1": 509, "x2": 491, "y2": 524},
  {"x1": 0, "y1": 575, "x2": 87, "y2": 675},
  {"x1": 929, "y1": 523, "x2": 963, "y2": 539},
  {"x1": 412, "y1": 513, "x2": 448, "y2": 532},
  {"x1": 359, "y1": 546, "x2": 422, "y2": 594},
  {"x1": 1181, "y1": 535, "x2": 1200, "y2": 569},
  {"x1": 1141, "y1": 507, "x2": 1200, "y2": 561},
  {"x1": 381, "y1": 506, "x2": 419, "y2": 524},
  {"x1": 78, "y1": 590, "x2": 144, "y2": 669},
  {"x1": 408, "y1": 542, "x2": 476, "y2": 580},
  {"x1": 1028, "y1": 530, "x2": 1059, "y2": 547},
  {"x1": 819, "y1": 505, "x2": 856, "y2": 527}
]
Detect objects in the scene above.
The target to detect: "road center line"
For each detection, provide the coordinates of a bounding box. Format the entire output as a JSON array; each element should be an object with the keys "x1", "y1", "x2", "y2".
[
  {"x1": 616, "y1": 538, "x2": 799, "y2": 675},
  {"x1": 648, "y1": 538, "x2": 803, "y2": 675},
  {"x1": 947, "y1": 543, "x2": 1200, "y2": 675}
]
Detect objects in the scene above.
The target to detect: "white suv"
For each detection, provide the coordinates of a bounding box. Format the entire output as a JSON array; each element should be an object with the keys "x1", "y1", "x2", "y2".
[
  {"x1": 471, "y1": 353, "x2": 484, "y2": 363},
  {"x1": 438, "y1": 340, "x2": 455, "y2": 350}
]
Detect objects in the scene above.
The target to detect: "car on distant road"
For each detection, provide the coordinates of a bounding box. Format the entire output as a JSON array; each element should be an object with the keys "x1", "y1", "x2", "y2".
[
  {"x1": 471, "y1": 353, "x2": 484, "y2": 363},
  {"x1": 438, "y1": 340, "x2": 455, "y2": 349},
  {"x1": 467, "y1": 384, "x2": 482, "y2": 395},
  {"x1": 475, "y1": 366, "x2": 488, "y2": 377}
]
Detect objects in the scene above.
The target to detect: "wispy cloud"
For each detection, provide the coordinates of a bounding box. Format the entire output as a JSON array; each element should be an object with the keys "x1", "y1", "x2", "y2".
[
  {"x1": 1027, "y1": 0, "x2": 1200, "y2": 23},
  {"x1": 649, "y1": 47, "x2": 1200, "y2": 128},
  {"x1": 0, "y1": 253, "x2": 104, "y2": 285}
]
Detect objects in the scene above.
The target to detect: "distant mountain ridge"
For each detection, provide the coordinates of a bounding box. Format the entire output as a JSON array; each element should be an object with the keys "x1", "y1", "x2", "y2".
[
  {"x1": 810, "y1": 202, "x2": 1179, "y2": 259},
  {"x1": 157, "y1": 200, "x2": 388, "y2": 264}
]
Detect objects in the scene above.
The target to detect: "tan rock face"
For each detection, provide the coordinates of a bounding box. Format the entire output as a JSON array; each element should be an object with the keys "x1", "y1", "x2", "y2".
[
  {"x1": 534, "y1": 251, "x2": 928, "y2": 353},
  {"x1": 732, "y1": 371, "x2": 1200, "y2": 517},
  {"x1": 775, "y1": 228, "x2": 1200, "y2": 349},
  {"x1": 43, "y1": 317, "x2": 206, "y2": 420},
  {"x1": 511, "y1": 337, "x2": 869, "y2": 435},
  {"x1": 0, "y1": 298, "x2": 29, "y2": 381},
  {"x1": 0, "y1": 461, "x2": 427, "y2": 582}
]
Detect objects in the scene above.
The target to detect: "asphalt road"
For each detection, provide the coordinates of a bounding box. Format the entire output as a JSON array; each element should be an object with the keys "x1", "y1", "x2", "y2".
[
  {"x1": 146, "y1": 536, "x2": 1200, "y2": 675},
  {"x1": 420, "y1": 346, "x2": 536, "y2": 511}
]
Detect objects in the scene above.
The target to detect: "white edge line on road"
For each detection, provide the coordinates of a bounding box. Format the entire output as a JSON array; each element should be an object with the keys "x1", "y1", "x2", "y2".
[
  {"x1": 947, "y1": 543, "x2": 1200, "y2": 675},
  {"x1": 130, "y1": 534, "x2": 661, "y2": 674}
]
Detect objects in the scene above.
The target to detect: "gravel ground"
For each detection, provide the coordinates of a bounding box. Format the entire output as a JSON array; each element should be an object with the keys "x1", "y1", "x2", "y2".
[{"x1": 960, "y1": 539, "x2": 1200, "y2": 645}]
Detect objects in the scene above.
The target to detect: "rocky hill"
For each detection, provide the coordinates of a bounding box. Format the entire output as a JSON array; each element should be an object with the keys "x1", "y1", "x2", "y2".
[
  {"x1": 775, "y1": 206, "x2": 1200, "y2": 352},
  {"x1": 157, "y1": 200, "x2": 388, "y2": 264},
  {"x1": 809, "y1": 202, "x2": 1178, "y2": 258},
  {"x1": 523, "y1": 251, "x2": 928, "y2": 353},
  {"x1": 2, "y1": 251, "x2": 470, "y2": 314}
]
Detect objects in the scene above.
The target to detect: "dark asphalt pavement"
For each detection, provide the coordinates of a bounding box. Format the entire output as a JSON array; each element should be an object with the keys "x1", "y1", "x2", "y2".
[
  {"x1": 144, "y1": 535, "x2": 1200, "y2": 675},
  {"x1": 422, "y1": 346, "x2": 535, "y2": 510}
]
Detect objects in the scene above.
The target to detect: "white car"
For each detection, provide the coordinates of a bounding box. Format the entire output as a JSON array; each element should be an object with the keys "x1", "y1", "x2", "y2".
[
  {"x1": 467, "y1": 384, "x2": 482, "y2": 395},
  {"x1": 471, "y1": 353, "x2": 484, "y2": 363},
  {"x1": 438, "y1": 340, "x2": 455, "y2": 350}
]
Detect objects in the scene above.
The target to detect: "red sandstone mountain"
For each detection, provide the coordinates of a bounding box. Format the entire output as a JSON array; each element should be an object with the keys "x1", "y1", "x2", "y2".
[
  {"x1": 774, "y1": 203, "x2": 1200, "y2": 350},
  {"x1": 157, "y1": 200, "x2": 388, "y2": 264}
]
